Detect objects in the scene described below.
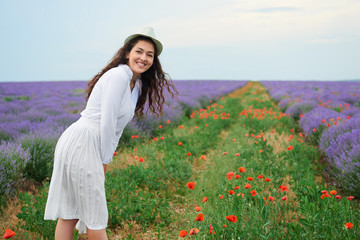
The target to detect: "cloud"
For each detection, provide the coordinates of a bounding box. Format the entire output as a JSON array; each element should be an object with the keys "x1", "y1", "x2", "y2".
[
  {"x1": 153, "y1": 0, "x2": 360, "y2": 48},
  {"x1": 309, "y1": 37, "x2": 345, "y2": 43},
  {"x1": 249, "y1": 7, "x2": 299, "y2": 13}
]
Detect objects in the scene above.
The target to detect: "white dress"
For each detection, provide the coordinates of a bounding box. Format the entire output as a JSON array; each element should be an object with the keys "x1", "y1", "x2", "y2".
[{"x1": 44, "y1": 64, "x2": 140, "y2": 233}]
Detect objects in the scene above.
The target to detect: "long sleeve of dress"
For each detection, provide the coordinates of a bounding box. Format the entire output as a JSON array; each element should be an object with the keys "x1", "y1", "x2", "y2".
[{"x1": 99, "y1": 69, "x2": 130, "y2": 164}]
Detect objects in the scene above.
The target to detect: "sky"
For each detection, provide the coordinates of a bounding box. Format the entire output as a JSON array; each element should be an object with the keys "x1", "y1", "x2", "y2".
[{"x1": 0, "y1": 0, "x2": 359, "y2": 82}]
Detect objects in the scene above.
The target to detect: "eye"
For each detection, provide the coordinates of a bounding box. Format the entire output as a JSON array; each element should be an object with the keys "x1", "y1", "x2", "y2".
[
  {"x1": 136, "y1": 50, "x2": 142, "y2": 54},
  {"x1": 147, "y1": 54, "x2": 153, "y2": 58}
]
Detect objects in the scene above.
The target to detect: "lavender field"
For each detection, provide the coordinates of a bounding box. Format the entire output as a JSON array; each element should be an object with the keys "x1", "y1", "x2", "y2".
[
  {"x1": 1, "y1": 80, "x2": 360, "y2": 239},
  {"x1": 0, "y1": 80, "x2": 247, "y2": 205},
  {"x1": 261, "y1": 81, "x2": 360, "y2": 197}
]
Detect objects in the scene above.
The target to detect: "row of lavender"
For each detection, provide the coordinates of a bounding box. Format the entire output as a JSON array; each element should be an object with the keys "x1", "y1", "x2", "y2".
[
  {"x1": 0, "y1": 80, "x2": 247, "y2": 206},
  {"x1": 261, "y1": 81, "x2": 360, "y2": 196}
]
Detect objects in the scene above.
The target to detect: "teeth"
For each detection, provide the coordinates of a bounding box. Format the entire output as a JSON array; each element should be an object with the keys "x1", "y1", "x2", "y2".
[{"x1": 137, "y1": 62, "x2": 145, "y2": 67}]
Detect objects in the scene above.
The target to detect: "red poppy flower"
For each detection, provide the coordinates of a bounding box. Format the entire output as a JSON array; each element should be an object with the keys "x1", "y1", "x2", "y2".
[
  {"x1": 139, "y1": 157, "x2": 144, "y2": 162},
  {"x1": 187, "y1": 182, "x2": 195, "y2": 190},
  {"x1": 195, "y1": 213, "x2": 204, "y2": 222},
  {"x1": 166, "y1": 120, "x2": 170, "y2": 124},
  {"x1": 223, "y1": 152, "x2": 228, "y2": 155},
  {"x1": 247, "y1": 177, "x2": 253, "y2": 181},
  {"x1": 223, "y1": 224, "x2": 227, "y2": 228},
  {"x1": 335, "y1": 195, "x2": 341, "y2": 199},
  {"x1": 344, "y1": 222, "x2": 353, "y2": 229},
  {"x1": 160, "y1": 137, "x2": 164, "y2": 140},
  {"x1": 330, "y1": 190, "x2": 337, "y2": 195},
  {"x1": 202, "y1": 197, "x2": 207, "y2": 203},
  {"x1": 159, "y1": 125, "x2": 163, "y2": 129},
  {"x1": 287, "y1": 146, "x2": 293, "y2": 151},
  {"x1": 3, "y1": 229, "x2": 16, "y2": 239},
  {"x1": 179, "y1": 230, "x2": 187, "y2": 237},
  {"x1": 245, "y1": 183, "x2": 251, "y2": 189},
  {"x1": 234, "y1": 186, "x2": 240, "y2": 190},
  {"x1": 226, "y1": 172, "x2": 235, "y2": 180},
  {"x1": 186, "y1": 152, "x2": 191, "y2": 156},
  {"x1": 179, "y1": 125, "x2": 184, "y2": 129},
  {"x1": 321, "y1": 190, "x2": 328, "y2": 194},
  {"x1": 195, "y1": 206, "x2": 201, "y2": 212},
  {"x1": 347, "y1": 196, "x2": 354, "y2": 200},
  {"x1": 259, "y1": 150, "x2": 263, "y2": 153},
  {"x1": 320, "y1": 193, "x2": 331, "y2": 199},
  {"x1": 268, "y1": 196, "x2": 274, "y2": 201},
  {"x1": 153, "y1": 137, "x2": 158, "y2": 141},
  {"x1": 235, "y1": 153, "x2": 240, "y2": 157},
  {"x1": 113, "y1": 152, "x2": 117, "y2": 156},
  {"x1": 281, "y1": 196, "x2": 287, "y2": 201},
  {"x1": 235, "y1": 174, "x2": 241, "y2": 179},
  {"x1": 226, "y1": 215, "x2": 237, "y2": 223},
  {"x1": 239, "y1": 167, "x2": 245, "y2": 173},
  {"x1": 178, "y1": 142, "x2": 183, "y2": 146},
  {"x1": 265, "y1": 178, "x2": 271, "y2": 182},
  {"x1": 200, "y1": 155, "x2": 206, "y2": 160},
  {"x1": 257, "y1": 174, "x2": 264, "y2": 179},
  {"x1": 220, "y1": 195, "x2": 224, "y2": 200},
  {"x1": 229, "y1": 190, "x2": 235, "y2": 195},
  {"x1": 189, "y1": 228, "x2": 199, "y2": 235},
  {"x1": 250, "y1": 190, "x2": 257, "y2": 196},
  {"x1": 279, "y1": 185, "x2": 288, "y2": 191},
  {"x1": 232, "y1": 138, "x2": 236, "y2": 142},
  {"x1": 209, "y1": 224, "x2": 216, "y2": 234}
]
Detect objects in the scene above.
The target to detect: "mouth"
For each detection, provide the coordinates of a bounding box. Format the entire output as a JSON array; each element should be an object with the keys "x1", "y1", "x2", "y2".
[{"x1": 136, "y1": 61, "x2": 146, "y2": 68}]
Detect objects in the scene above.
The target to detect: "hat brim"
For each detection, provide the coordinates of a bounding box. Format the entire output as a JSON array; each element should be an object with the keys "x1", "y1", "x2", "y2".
[{"x1": 124, "y1": 34, "x2": 163, "y2": 56}]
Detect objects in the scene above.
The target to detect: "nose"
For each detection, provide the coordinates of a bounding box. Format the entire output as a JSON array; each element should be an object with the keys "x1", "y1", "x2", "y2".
[{"x1": 140, "y1": 53, "x2": 147, "y2": 61}]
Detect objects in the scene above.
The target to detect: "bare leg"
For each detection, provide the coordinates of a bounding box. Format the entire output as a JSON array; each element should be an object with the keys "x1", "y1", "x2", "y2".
[
  {"x1": 87, "y1": 228, "x2": 107, "y2": 240},
  {"x1": 55, "y1": 218, "x2": 78, "y2": 240}
]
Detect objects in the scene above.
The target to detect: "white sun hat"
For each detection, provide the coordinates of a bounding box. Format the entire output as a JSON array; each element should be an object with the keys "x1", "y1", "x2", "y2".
[{"x1": 124, "y1": 26, "x2": 163, "y2": 56}]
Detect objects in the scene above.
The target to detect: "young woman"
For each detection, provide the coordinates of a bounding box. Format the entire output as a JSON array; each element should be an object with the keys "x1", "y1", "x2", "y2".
[{"x1": 44, "y1": 26, "x2": 177, "y2": 240}]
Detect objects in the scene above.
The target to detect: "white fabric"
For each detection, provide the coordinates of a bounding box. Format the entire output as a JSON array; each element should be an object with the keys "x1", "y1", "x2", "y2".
[
  {"x1": 44, "y1": 118, "x2": 107, "y2": 233},
  {"x1": 81, "y1": 64, "x2": 140, "y2": 164},
  {"x1": 44, "y1": 64, "x2": 140, "y2": 233}
]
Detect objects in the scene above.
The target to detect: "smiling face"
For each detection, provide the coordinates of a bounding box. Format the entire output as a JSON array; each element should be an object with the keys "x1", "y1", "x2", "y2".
[{"x1": 126, "y1": 40, "x2": 155, "y2": 79}]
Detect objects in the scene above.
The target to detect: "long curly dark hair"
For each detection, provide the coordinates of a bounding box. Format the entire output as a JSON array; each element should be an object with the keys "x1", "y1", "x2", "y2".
[{"x1": 85, "y1": 36, "x2": 177, "y2": 117}]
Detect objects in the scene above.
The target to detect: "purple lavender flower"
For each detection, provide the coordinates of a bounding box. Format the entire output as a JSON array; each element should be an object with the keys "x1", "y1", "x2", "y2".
[
  {"x1": 299, "y1": 107, "x2": 346, "y2": 135},
  {"x1": 0, "y1": 141, "x2": 31, "y2": 197},
  {"x1": 285, "y1": 100, "x2": 317, "y2": 119},
  {"x1": 324, "y1": 128, "x2": 360, "y2": 196},
  {"x1": 319, "y1": 116, "x2": 360, "y2": 152}
]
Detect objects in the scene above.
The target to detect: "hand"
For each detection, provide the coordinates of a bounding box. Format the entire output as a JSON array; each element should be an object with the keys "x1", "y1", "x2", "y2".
[{"x1": 103, "y1": 164, "x2": 108, "y2": 175}]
